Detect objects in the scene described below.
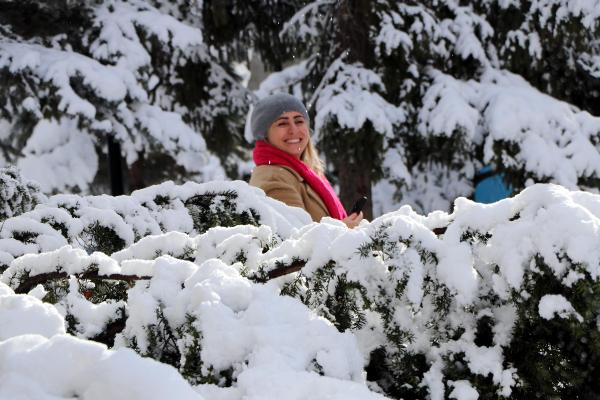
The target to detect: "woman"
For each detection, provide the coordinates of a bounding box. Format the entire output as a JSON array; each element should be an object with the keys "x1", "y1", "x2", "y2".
[{"x1": 249, "y1": 93, "x2": 363, "y2": 228}]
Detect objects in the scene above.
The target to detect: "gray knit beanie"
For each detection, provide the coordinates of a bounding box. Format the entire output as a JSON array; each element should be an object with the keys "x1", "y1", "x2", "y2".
[{"x1": 250, "y1": 93, "x2": 310, "y2": 141}]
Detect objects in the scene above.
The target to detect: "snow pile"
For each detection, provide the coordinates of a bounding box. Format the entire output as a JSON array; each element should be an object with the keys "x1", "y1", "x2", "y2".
[
  {"x1": 0, "y1": 334, "x2": 204, "y2": 400},
  {"x1": 538, "y1": 294, "x2": 583, "y2": 322},
  {"x1": 0, "y1": 281, "x2": 204, "y2": 400},
  {"x1": 0, "y1": 282, "x2": 65, "y2": 340},
  {"x1": 0, "y1": 257, "x2": 386, "y2": 399}
]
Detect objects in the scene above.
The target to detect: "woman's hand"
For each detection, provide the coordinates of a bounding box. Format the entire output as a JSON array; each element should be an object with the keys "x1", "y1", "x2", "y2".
[{"x1": 342, "y1": 211, "x2": 363, "y2": 229}]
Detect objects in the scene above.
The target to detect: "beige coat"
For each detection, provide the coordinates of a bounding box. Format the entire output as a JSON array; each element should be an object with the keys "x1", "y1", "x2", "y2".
[{"x1": 249, "y1": 165, "x2": 329, "y2": 222}]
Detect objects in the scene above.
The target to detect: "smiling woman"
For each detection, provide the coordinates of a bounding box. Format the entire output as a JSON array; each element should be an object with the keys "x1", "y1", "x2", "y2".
[
  {"x1": 248, "y1": 93, "x2": 362, "y2": 228},
  {"x1": 268, "y1": 111, "x2": 309, "y2": 158}
]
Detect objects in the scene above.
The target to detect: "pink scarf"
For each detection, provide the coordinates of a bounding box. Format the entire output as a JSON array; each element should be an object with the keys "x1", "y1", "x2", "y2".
[{"x1": 253, "y1": 140, "x2": 348, "y2": 220}]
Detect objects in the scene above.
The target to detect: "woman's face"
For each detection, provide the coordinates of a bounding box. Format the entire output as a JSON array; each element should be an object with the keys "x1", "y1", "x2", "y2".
[{"x1": 266, "y1": 111, "x2": 309, "y2": 159}]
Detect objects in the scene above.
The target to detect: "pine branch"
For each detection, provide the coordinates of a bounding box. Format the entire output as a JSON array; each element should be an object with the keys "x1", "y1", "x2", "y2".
[
  {"x1": 13, "y1": 223, "x2": 449, "y2": 295},
  {"x1": 263, "y1": 260, "x2": 305, "y2": 281},
  {"x1": 13, "y1": 260, "x2": 306, "y2": 295},
  {"x1": 14, "y1": 271, "x2": 151, "y2": 294}
]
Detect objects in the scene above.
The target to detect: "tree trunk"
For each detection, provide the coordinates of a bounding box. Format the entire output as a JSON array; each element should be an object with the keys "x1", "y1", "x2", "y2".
[
  {"x1": 337, "y1": 161, "x2": 373, "y2": 220},
  {"x1": 107, "y1": 135, "x2": 124, "y2": 196},
  {"x1": 334, "y1": 0, "x2": 375, "y2": 219},
  {"x1": 128, "y1": 154, "x2": 145, "y2": 193},
  {"x1": 336, "y1": 0, "x2": 373, "y2": 68}
]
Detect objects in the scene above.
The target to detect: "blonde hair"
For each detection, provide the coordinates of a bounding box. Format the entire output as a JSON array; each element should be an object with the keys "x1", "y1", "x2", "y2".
[{"x1": 301, "y1": 135, "x2": 325, "y2": 176}]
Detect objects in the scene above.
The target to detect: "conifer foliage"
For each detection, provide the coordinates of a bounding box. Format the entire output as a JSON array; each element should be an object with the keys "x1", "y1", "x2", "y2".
[
  {"x1": 249, "y1": 0, "x2": 600, "y2": 215},
  {"x1": 2, "y1": 1, "x2": 599, "y2": 215},
  {"x1": 2, "y1": 181, "x2": 600, "y2": 399},
  {"x1": 0, "y1": 166, "x2": 45, "y2": 222},
  {"x1": 0, "y1": 0, "x2": 250, "y2": 193},
  {"x1": 1, "y1": 2, "x2": 600, "y2": 399}
]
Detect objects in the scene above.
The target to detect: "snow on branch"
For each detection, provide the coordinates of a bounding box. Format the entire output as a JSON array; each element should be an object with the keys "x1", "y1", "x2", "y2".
[
  {"x1": 2, "y1": 181, "x2": 600, "y2": 398},
  {"x1": 419, "y1": 68, "x2": 600, "y2": 188},
  {"x1": 0, "y1": 179, "x2": 311, "y2": 272},
  {"x1": 89, "y1": 0, "x2": 204, "y2": 70},
  {"x1": 313, "y1": 60, "x2": 406, "y2": 140},
  {"x1": 0, "y1": 0, "x2": 253, "y2": 193},
  {"x1": 279, "y1": 0, "x2": 337, "y2": 40},
  {"x1": 0, "y1": 40, "x2": 138, "y2": 118}
]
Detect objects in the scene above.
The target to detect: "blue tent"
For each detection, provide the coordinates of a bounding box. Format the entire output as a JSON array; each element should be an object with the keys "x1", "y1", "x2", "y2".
[{"x1": 474, "y1": 165, "x2": 512, "y2": 203}]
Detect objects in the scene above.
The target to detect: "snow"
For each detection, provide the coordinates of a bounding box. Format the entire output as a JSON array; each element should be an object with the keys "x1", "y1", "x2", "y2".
[
  {"x1": 451, "y1": 184, "x2": 600, "y2": 293},
  {"x1": 449, "y1": 380, "x2": 479, "y2": 400},
  {"x1": 0, "y1": 335, "x2": 204, "y2": 400},
  {"x1": 280, "y1": 0, "x2": 337, "y2": 41},
  {"x1": 538, "y1": 294, "x2": 583, "y2": 322},
  {"x1": 0, "y1": 180, "x2": 311, "y2": 262},
  {"x1": 90, "y1": 0, "x2": 203, "y2": 71},
  {"x1": 132, "y1": 104, "x2": 209, "y2": 171},
  {"x1": 112, "y1": 231, "x2": 195, "y2": 262},
  {"x1": 0, "y1": 216, "x2": 68, "y2": 254},
  {"x1": 313, "y1": 60, "x2": 405, "y2": 141},
  {"x1": 128, "y1": 180, "x2": 311, "y2": 238},
  {"x1": 0, "y1": 283, "x2": 65, "y2": 340},
  {"x1": 56, "y1": 277, "x2": 127, "y2": 339},
  {"x1": 579, "y1": 53, "x2": 600, "y2": 78},
  {"x1": 2, "y1": 246, "x2": 119, "y2": 286},
  {"x1": 254, "y1": 60, "x2": 313, "y2": 101},
  {"x1": 2, "y1": 181, "x2": 600, "y2": 399},
  {"x1": 17, "y1": 119, "x2": 98, "y2": 193}
]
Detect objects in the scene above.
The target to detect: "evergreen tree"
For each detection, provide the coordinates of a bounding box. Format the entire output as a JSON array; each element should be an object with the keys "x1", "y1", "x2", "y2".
[
  {"x1": 243, "y1": 0, "x2": 600, "y2": 215},
  {"x1": 0, "y1": 0, "x2": 251, "y2": 194}
]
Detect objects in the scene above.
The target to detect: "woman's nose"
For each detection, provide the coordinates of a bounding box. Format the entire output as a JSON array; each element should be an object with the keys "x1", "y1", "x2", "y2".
[{"x1": 289, "y1": 121, "x2": 301, "y2": 135}]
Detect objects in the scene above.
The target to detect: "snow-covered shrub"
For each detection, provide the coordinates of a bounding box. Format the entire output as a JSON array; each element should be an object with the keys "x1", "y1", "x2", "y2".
[
  {"x1": 2, "y1": 184, "x2": 600, "y2": 399},
  {"x1": 0, "y1": 167, "x2": 48, "y2": 272},
  {"x1": 0, "y1": 253, "x2": 386, "y2": 400},
  {"x1": 0, "y1": 180, "x2": 309, "y2": 336},
  {"x1": 0, "y1": 281, "x2": 206, "y2": 399},
  {"x1": 0, "y1": 180, "x2": 310, "y2": 262},
  {"x1": 267, "y1": 185, "x2": 600, "y2": 399},
  {"x1": 116, "y1": 257, "x2": 378, "y2": 393},
  {"x1": 1, "y1": 246, "x2": 128, "y2": 342},
  {"x1": 0, "y1": 166, "x2": 46, "y2": 223}
]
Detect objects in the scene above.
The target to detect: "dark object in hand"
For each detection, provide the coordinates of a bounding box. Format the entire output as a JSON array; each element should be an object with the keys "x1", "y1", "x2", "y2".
[{"x1": 350, "y1": 196, "x2": 367, "y2": 215}]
